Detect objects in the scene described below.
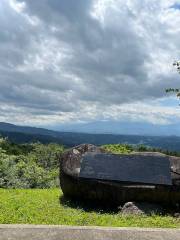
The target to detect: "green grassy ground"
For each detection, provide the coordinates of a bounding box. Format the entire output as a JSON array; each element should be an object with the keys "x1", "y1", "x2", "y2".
[{"x1": 0, "y1": 189, "x2": 180, "y2": 228}]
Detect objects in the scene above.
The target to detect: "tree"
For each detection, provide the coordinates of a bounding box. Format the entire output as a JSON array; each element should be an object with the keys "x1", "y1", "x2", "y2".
[{"x1": 166, "y1": 61, "x2": 180, "y2": 98}]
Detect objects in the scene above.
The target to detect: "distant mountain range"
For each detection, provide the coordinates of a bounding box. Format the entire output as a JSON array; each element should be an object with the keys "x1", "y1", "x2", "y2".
[
  {"x1": 1, "y1": 122, "x2": 180, "y2": 151},
  {"x1": 53, "y1": 120, "x2": 180, "y2": 136}
]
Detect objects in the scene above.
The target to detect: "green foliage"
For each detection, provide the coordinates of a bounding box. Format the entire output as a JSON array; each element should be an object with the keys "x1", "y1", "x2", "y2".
[
  {"x1": 102, "y1": 144, "x2": 133, "y2": 154},
  {"x1": 173, "y1": 61, "x2": 180, "y2": 74},
  {"x1": 134, "y1": 144, "x2": 180, "y2": 157},
  {"x1": 136, "y1": 144, "x2": 149, "y2": 152},
  {"x1": 102, "y1": 144, "x2": 180, "y2": 157},
  {"x1": 29, "y1": 142, "x2": 64, "y2": 170},
  {"x1": 0, "y1": 137, "x2": 33, "y2": 155},
  {"x1": 166, "y1": 61, "x2": 180, "y2": 98},
  {"x1": 0, "y1": 138, "x2": 64, "y2": 189},
  {"x1": 0, "y1": 189, "x2": 179, "y2": 227}
]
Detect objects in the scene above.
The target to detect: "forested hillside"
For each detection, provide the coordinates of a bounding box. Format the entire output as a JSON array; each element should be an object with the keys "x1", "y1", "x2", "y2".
[{"x1": 1, "y1": 122, "x2": 180, "y2": 151}]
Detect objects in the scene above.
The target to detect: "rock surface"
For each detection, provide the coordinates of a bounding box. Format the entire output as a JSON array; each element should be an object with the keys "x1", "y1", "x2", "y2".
[{"x1": 60, "y1": 144, "x2": 180, "y2": 206}]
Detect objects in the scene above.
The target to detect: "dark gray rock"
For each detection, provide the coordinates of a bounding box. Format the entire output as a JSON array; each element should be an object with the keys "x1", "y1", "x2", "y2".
[
  {"x1": 79, "y1": 152, "x2": 172, "y2": 185},
  {"x1": 119, "y1": 202, "x2": 164, "y2": 215},
  {"x1": 60, "y1": 144, "x2": 180, "y2": 206}
]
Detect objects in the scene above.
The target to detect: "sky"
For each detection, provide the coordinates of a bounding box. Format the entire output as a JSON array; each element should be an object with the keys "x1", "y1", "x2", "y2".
[{"x1": 1, "y1": 0, "x2": 180, "y2": 133}]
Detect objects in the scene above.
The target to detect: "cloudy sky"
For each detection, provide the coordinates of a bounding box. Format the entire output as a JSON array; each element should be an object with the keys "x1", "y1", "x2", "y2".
[{"x1": 1, "y1": 0, "x2": 180, "y2": 132}]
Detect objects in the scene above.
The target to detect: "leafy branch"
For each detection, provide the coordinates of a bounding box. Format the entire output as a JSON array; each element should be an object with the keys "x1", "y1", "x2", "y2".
[{"x1": 166, "y1": 61, "x2": 180, "y2": 97}]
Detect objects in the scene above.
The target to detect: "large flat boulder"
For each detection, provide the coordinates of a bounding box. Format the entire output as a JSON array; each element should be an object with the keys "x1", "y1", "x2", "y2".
[{"x1": 60, "y1": 144, "x2": 180, "y2": 206}]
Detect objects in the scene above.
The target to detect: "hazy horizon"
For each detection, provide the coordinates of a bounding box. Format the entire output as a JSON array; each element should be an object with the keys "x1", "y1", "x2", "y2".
[{"x1": 2, "y1": 120, "x2": 180, "y2": 137}]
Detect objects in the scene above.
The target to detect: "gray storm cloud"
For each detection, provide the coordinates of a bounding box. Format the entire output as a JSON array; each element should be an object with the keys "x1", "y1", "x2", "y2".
[{"x1": 0, "y1": 0, "x2": 180, "y2": 125}]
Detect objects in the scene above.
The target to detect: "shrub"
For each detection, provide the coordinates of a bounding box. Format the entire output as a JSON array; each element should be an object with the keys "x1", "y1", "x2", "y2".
[
  {"x1": 102, "y1": 144, "x2": 133, "y2": 154},
  {"x1": 0, "y1": 138, "x2": 64, "y2": 189}
]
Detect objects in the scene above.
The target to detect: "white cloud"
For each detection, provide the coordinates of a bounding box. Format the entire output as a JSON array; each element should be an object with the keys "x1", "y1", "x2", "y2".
[
  {"x1": 0, "y1": 0, "x2": 180, "y2": 127},
  {"x1": 9, "y1": 0, "x2": 25, "y2": 13}
]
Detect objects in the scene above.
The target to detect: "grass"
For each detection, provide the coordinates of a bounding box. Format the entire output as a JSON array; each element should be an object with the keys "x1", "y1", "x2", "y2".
[{"x1": 0, "y1": 189, "x2": 180, "y2": 228}]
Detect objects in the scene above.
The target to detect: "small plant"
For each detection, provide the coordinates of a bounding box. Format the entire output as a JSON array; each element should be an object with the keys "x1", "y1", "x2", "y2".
[{"x1": 102, "y1": 144, "x2": 133, "y2": 154}]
